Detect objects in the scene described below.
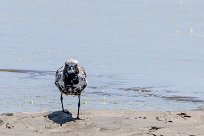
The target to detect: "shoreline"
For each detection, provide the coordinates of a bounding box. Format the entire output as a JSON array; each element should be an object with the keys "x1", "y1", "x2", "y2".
[{"x1": 0, "y1": 109, "x2": 204, "y2": 136}]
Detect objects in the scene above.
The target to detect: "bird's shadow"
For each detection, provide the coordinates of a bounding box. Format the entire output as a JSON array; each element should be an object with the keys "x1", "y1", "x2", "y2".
[{"x1": 47, "y1": 110, "x2": 79, "y2": 126}]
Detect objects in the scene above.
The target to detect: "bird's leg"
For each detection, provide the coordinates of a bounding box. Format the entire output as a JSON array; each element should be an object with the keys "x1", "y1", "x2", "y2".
[
  {"x1": 77, "y1": 95, "x2": 81, "y2": 119},
  {"x1": 60, "y1": 94, "x2": 65, "y2": 112}
]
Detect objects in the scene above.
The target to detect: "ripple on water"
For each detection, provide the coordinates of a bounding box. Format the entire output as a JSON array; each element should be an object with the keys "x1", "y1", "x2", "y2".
[
  {"x1": 118, "y1": 87, "x2": 153, "y2": 93},
  {"x1": 162, "y1": 96, "x2": 204, "y2": 103}
]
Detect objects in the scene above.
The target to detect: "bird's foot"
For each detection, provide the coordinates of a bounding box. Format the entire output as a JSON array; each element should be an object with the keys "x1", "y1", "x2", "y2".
[{"x1": 77, "y1": 116, "x2": 80, "y2": 120}]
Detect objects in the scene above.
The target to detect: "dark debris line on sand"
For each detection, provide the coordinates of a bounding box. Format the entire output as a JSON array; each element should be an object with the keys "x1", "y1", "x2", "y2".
[
  {"x1": 1, "y1": 113, "x2": 14, "y2": 116},
  {"x1": 0, "y1": 119, "x2": 4, "y2": 126},
  {"x1": 6, "y1": 123, "x2": 14, "y2": 129},
  {"x1": 176, "y1": 112, "x2": 191, "y2": 119}
]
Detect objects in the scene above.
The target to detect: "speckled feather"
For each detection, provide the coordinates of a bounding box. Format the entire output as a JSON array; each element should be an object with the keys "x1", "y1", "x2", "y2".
[{"x1": 55, "y1": 59, "x2": 87, "y2": 95}]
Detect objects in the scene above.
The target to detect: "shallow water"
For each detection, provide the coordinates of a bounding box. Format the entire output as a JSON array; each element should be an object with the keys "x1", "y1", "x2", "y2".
[{"x1": 0, "y1": 0, "x2": 204, "y2": 112}]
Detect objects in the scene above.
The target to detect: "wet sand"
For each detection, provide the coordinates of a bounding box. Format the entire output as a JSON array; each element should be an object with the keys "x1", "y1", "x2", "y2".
[{"x1": 0, "y1": 110, "x2": 204, "y2": 136}]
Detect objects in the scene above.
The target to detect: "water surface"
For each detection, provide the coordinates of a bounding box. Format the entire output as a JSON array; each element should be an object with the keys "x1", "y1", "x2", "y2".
[{"x1": 0, "y1": 0, "x2": 204, "y2": 112}]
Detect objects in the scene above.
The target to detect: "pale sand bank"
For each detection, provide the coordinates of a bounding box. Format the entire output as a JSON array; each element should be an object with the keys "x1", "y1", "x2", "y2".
[{"x1": 0, "y1": 110, "x2": 204, "y2": 136}]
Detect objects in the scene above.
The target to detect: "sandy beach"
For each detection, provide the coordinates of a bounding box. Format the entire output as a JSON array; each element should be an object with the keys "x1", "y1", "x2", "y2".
[{"x1": 0, "y1": 109, "x2": 204, "y2": 136}]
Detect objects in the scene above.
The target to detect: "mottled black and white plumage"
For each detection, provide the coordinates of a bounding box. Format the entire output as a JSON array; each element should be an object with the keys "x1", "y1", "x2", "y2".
[{"x1": 55, "y1": 59, "x2": 87, "y2": 119}]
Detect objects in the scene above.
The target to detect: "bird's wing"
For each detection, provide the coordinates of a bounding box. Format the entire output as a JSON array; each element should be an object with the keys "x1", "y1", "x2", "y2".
[{"x1": 78, "y1": 66, "x2": 87, "y2": 78}]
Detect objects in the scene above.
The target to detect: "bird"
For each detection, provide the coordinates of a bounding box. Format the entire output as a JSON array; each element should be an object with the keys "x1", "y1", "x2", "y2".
[{"x1": 55, "y1": 58, "x2": 87, "y2": 119}]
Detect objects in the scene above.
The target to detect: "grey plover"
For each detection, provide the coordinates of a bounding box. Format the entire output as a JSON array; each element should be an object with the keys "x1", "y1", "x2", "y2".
[{"x1": 55, "y1": 59, "x2": 87, "y2": 119}]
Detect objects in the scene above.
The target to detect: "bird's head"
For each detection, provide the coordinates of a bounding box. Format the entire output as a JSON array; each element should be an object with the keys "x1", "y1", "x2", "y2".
[{"x1": 64, "y1": 59, "x2": 79, "y2": 78}]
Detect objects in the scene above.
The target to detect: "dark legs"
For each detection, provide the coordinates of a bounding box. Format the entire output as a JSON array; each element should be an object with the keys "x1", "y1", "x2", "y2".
[
  {"x1": 60, "y1": 93, "x2": 81, "y2": 119},
  {"x1": 60, "y1": 94, "x2": 65, "y2": 112},
  {"x1": 77, "y1": 95, "x2": 81, "y2": 119}
]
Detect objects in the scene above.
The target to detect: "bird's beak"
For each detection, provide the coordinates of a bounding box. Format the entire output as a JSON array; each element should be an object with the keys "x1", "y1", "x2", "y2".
[{"x1": 68, "y1": 67, "x2": 75, "y2": 74}]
